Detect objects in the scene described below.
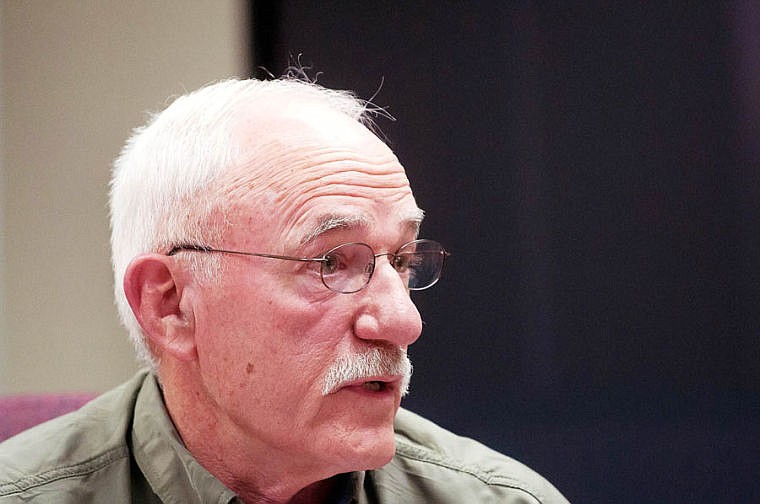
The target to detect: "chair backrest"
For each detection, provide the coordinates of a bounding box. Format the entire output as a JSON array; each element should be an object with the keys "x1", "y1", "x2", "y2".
[{"x1": 0, "y1": 393, "x2": 96, "y2": 442}]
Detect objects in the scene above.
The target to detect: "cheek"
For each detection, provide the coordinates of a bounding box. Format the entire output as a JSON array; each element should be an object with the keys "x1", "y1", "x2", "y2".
[
  {"x1": 194, "y1": 285, "x2": 353, "y2": 399},
  {"x1": 191, "y1": 286, "x2": 269, "y2": 398}
]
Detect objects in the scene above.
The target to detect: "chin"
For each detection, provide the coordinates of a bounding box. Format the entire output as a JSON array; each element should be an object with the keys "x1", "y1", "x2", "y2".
[
  {"x1": 348, "y1": 439, "x2": 397, "y2": 472},
  {"x1": 313, "y1": 388, "x2": 401, "y2": 473},
  {"x1": 368, "y1": 447, "x2": 396, "y2": 470},
  {"x1": 327, "y1": 425, "x2": 397, "y2": 474}
]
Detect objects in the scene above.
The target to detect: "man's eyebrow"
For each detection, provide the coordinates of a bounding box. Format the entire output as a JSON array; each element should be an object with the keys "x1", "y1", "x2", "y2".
[
  {"x1": 299, "y1": 208, "x2": 425, "y2": 246},
  {"x1": 404, "y1": 208, "x2": 426, "y2": 236},
  {"x1": 299, "y1": 214, "x2": 369, "y2": 246}
]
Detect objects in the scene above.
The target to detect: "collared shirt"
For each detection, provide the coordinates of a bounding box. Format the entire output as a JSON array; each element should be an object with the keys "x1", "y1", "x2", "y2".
[{"x1": 0, "y1": 371, "x2": 569, "y2": 503}]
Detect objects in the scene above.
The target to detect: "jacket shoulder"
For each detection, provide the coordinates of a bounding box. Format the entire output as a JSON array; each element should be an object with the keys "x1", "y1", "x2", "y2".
[
  {"x1": 0, "y1": 372, "x2": 148, "y2": 502},
  {"x1": 378, "y1": 408, "x2": 569, "y2": 504}
]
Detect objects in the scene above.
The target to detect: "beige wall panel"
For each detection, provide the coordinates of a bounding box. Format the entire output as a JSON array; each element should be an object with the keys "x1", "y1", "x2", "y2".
[{"x1": 1, "y1": 1, "x2": 249, "y2": 393}]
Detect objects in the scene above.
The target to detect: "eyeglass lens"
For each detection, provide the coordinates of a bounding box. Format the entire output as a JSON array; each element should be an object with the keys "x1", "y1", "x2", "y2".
[{"x1": 320, "y1": 240, "x2": 446, "y2": 294}]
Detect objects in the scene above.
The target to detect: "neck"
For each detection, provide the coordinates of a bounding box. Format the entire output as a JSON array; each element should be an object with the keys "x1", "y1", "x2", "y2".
[
  {"x1": 215, "y1": 470, "x2": 344, "y2": 504},
  {"x1": 236, "y1": 476, "x2": 342, "y2": 504}
]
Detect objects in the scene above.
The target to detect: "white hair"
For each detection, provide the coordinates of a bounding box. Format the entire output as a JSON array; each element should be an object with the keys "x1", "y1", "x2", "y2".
[{"x1": 109, "y1": 77, "x2": 379, "y2": 371}]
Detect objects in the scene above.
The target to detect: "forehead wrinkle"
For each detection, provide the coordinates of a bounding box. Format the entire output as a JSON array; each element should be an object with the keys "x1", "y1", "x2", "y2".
[
  {"x1": 272, "y1": 159, "x2": 410, "y2": 200},
  {"x1": 228, "y1": 132, "x2": 421, "y2": 248},
  {"x1": 270, "y1": 155, "x2": 414, "y2": 209},
  {"x1": 271, "y1": 160, "x2": 416, "y2": 239}
]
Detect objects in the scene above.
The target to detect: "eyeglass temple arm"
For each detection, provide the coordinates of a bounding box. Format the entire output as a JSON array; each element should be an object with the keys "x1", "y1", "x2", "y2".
[{"x1": 167, "y1": 244, "x2": 325, "y2": 263}]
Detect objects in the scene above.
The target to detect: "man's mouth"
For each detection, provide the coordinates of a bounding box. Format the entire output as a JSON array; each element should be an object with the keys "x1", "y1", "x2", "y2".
[
  {"x1": 320, "y1": 346, "x2": 413, "y2": 396},
  {"x1": 334, "y1": 376, "x2": 399, "y2": 395}
]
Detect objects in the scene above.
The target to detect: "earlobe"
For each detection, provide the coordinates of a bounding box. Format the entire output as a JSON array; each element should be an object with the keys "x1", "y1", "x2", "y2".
[{"x1": 123, "y1": 254, "x2": 198, "y2": 362}]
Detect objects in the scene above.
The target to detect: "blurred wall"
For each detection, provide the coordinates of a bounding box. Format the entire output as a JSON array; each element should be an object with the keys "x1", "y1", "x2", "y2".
[{"x1": 0, "y1": 1, "x2": 250, "y2": 393}]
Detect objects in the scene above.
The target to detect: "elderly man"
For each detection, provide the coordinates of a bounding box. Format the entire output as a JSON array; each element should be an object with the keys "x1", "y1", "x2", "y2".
[{"x1": 0, "y1": 77, "x2": 568, "y2": 503}]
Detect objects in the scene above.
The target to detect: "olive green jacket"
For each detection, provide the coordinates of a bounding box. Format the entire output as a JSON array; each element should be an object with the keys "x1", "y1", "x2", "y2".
[{"x1": 0, "y1": 371, "x2": 569, "y2": 503}]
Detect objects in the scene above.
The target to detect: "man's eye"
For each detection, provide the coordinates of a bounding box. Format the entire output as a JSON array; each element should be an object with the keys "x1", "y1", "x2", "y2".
[
  {"x1": 322, "y1": 254, "x2": 343, "y2": 275},
  {"x1": 322, "y1": 255, "x2": 337, "y2": 275},
  {"x1": 393, "y1": 254, "x2": 411, "y2": 272}
]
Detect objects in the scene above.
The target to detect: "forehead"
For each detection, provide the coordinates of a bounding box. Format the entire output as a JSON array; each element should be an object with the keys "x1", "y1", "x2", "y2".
[{"x1": 224, "y1": 101, "x2": 422, "y2": 247}]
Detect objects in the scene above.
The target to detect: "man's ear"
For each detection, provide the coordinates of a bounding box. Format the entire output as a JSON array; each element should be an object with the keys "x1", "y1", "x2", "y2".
[{"x1": 123, "y1": 254, "x2": 197, "y2": 362}]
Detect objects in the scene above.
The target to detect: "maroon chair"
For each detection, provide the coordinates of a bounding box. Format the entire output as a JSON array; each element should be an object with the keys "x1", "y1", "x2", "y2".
[{"x1": 0, "y1": 393, "x2": 96, "y2": 442}]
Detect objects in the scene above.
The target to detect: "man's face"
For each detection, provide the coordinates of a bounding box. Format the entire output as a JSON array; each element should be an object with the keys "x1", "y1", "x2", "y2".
[{"x1": 189, "y1": 103, "x2": 424, "y2": 478}]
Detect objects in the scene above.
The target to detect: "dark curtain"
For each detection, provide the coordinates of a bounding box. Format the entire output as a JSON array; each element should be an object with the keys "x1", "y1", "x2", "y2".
[{"x1": 250, "y1": 2, "x2": 760, "y2": 502}]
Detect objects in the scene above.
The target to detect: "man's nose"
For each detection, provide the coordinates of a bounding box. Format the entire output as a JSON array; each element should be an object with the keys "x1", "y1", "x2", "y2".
[{"x1": 352, "y1": 259, "x2": 423, "y2": 347}]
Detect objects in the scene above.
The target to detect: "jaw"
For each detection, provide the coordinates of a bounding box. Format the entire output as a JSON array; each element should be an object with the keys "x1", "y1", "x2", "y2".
[{"x1": 305, "y1": 388, "x2": 401, "y2": 473}]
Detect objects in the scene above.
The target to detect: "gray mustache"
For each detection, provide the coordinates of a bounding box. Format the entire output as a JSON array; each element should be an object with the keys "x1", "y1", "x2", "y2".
[{"x1": 321, "y1": 346, "x2": 413, "y2": 396}]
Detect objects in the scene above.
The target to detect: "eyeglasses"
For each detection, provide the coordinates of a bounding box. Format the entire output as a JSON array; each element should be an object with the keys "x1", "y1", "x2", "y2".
[{"x1": 167, "y1": 239, "x2": 449, "y2": 294}]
